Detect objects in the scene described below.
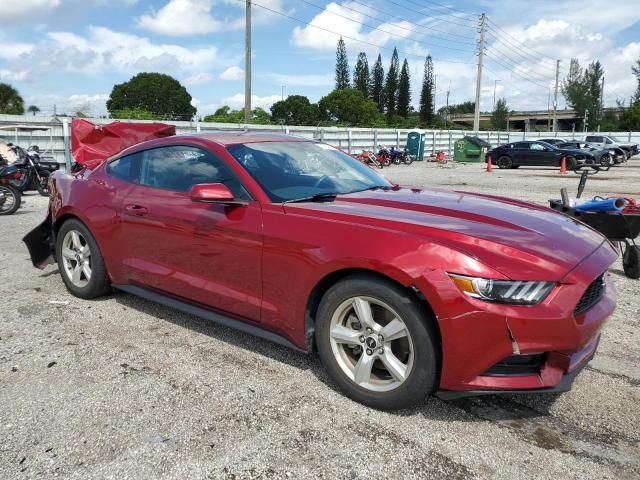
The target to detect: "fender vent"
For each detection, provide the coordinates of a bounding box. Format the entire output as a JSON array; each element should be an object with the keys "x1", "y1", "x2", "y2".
[{"x1": 574, "y1": 274, "x2": 605, "y2": 316}]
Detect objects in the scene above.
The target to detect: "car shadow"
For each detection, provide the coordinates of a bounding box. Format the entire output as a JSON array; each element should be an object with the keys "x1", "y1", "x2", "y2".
[{"x1": 112, "y1": 289, "x2": 559, "y2": 421}]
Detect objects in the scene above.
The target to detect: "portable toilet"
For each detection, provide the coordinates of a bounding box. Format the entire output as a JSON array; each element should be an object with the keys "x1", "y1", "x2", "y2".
[
  {"x1": 453, "y1": 136, "x2": 491, "y2": 163},
  {"x1": 406, "y1": 130, "x2": 426, "y2": 161}
]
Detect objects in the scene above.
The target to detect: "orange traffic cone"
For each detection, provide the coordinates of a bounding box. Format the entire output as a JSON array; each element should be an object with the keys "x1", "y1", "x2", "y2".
[
  {"x1": 560, "y1": 156, "x2": 567, "y2": 174},
  {"x1": 486, "y1": 155, "x2": 492, "y2": 172}
]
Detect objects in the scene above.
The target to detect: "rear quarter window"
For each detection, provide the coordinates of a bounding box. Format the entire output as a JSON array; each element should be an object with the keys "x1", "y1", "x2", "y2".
[{"x1": 107, "y1": 153, "x2": 140, "y2": 183}]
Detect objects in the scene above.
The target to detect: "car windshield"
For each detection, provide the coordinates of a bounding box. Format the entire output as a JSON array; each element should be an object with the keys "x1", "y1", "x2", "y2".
[
  {"x1": 608, "y1": 136, "x2": 622, "y2": 142},
  {"x1": 226, "y1": 141, "x2": 392, "y2": 202}
]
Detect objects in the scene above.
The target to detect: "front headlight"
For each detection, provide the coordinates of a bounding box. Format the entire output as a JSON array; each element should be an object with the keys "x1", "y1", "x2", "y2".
[{"x1": 449, "y1": 274, "x2": 555, "y2": 305}]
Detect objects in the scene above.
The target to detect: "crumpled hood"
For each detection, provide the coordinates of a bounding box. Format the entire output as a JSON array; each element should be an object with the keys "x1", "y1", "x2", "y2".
[{"x1": 285, "y1": 187, "x2": 610, "y2": 281}]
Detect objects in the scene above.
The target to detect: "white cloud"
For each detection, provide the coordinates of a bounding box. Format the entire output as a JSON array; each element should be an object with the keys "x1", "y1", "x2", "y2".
[
  {"x1": 291, "y1": 2, "x2": 415, "y2": 52},
  {"x1": 0, "y1": 69, "x2": 30, "y2": 81},
  {"x1": 220, "y1": 93, "x2": 282, "y2": 110},
  {"x1": 220, "y1": 66, "x2": 244, "y2": 81},
  {"x1": 0, "y1": 42, "x2": 35, "y2": 60},
  {"x1": 37, "y1": 26, "x2": 224, "y2": 74},
  {"x1": 137, "y1": 0, "x2": 225, "y2": 36},
  {"x1": 265, "y1": 73, "x2": 333, "y2": 87},
  {"x1": 183, "y1": 72, "x2": 215, "y2": 86},
  {"x1": 24, "y1": 93, "x2": 109, "y2": 116},
  {"x1": 0, "y1": 0, "x2": 60, "y2": 22}
]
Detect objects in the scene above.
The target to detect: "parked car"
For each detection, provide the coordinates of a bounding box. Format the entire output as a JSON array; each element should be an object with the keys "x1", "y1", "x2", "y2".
[
  {"x1": 554, "y1": 141, "x2": 613, "y2": 167},
  {"x1": 583, "y1": 135, "x2": 638, "y2": 160},
  {"x1": 487, "y1": 140, "x2": 595, "y2": 169},
  {"x1": 24, "y1": 133, "x2": 617, "y2": 410}
]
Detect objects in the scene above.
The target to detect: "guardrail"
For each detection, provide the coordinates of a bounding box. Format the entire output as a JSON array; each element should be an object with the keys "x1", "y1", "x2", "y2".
[{"x1": 1, "y1": 114, "x2": 639, "y2": 168}]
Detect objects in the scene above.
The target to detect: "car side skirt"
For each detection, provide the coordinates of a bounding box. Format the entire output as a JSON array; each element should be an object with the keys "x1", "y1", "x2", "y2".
[{"x1": 113, "y1": 284, "x2": 307, "y2": 354}]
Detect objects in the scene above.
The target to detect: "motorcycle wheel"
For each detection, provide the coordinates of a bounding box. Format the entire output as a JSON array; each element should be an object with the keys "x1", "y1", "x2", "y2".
[
  {"x1": 0, "y1": 184, "x2": 21, "y2": 215},
  {"x1": 381, "y1": 157, "x2": 391, "y2": 167},
  {"x1": 36, "y1": 171, "x2": 50, "y2": 197},
  {"x1": 404, "y1": 155, "x2": 414, "y2": 165},
  {"x1": 10, "y1": 168, "x2": 30, "y2": 192}
]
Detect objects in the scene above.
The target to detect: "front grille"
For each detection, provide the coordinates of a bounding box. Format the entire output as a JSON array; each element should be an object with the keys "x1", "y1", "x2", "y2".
[{"x1": 574, "y1": 274, "x2": 605, "y2": 315}]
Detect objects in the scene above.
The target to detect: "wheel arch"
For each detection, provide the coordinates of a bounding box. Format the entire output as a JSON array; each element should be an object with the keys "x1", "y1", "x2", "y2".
[{"x1": 304, "y1": 267, "x2": 441, "y2": 354}]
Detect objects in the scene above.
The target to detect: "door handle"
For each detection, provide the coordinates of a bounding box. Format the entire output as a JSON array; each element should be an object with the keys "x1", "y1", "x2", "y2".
[{"x1": 125, "y1": 204, "x2": 148, "y2": 216}]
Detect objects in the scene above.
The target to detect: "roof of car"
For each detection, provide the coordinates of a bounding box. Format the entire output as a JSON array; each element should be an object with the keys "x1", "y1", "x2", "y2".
[{"x1": 189, "y1": 131, "x2": 312, "y2": 146}]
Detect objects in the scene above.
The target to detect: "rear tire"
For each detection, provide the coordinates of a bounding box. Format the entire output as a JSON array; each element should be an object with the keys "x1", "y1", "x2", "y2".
[
  {"x1": 0, "y1": 185, "x2": 21, "y2": 215},
  {"x1": 497, "y1": 155, "x2": 512, "y2": 169},
  {"x1": 623, "y1": 245, "x2": 640, "y2": 279},
  {"x1": 56, "y1": 219, "x2": 110, "y2": 299},
  {"x1": 315, "y1": 275, "x2": 438, "y2": 410}
]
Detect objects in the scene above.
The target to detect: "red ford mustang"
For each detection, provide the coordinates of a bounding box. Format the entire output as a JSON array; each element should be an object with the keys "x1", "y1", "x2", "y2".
[{"x1": 24, "y1": 132, "x2": 617, "y2": 409}]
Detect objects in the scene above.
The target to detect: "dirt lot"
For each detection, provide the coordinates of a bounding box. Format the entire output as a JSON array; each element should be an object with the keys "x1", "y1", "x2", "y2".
[{"x1": 1, "y1": 160, "x2": 639, "y2": 479}]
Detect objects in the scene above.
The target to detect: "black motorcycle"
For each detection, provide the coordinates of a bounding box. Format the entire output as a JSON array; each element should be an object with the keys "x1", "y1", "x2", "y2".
[
  {"x1": 0, "y1": 163, "x2": 22, "y2": 215},
  {"x1": 390, "y1": 146, "x2": 414, "y2": 165},
  {"x1": 7, "y1": 144, "x2": 59, "y2": 196}
]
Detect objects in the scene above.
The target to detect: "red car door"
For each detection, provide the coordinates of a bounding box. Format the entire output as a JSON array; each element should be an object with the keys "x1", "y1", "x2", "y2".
[{"x1": 118, "y1": 145, "x2": 263, "y2": 323}]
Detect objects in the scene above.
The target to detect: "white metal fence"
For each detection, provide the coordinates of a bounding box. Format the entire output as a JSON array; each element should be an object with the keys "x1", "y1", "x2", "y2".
[{"x1": 1, "y1": 114, "x2": 639, "y2": 168}]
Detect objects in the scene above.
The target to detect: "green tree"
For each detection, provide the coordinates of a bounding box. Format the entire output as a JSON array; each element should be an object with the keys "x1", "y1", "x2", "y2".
[
  {"x1": 370, "y1": 54, "x2": 385, "y2": 112},
  {"x1": 561, "y1": 58, "x2": 604, "y2": 130},
  {"x1": 397, "y1": 59, "x2": 411, "y2": 118},
  {"x1": 620, "y1": 99, "x2": 640, "y2": 130},
  {"x1": 0, "y1": 83, "x2": 25, "y2": 115},
  {"x1": 107, "y1": 72, "x2": 196, "y2": 120},
  {"x1": 203, "y1": 105, "x2": 270, "y2": 124},
  {"x1": 632, "y1": 58, "x2": 640, "y2": 102},
  {"x1": 419, "y1": 55, "x2": 435, "y2": 125},
  {"x1": 384, "y1": 48, "x2": 400, "y2": 118},
  {"x1": 353, "y1": 52, "x2": 370, "y2": 97},
  {"x1": 270, "y1": 95, "x2": 319, "y2": 125},
  {"x1": 318, "y1": 88, "x2": 382, "y2": 126},
  {"x1": 335, "y1": 37, "x2": 350, "y2": 90},
  {"x1": 491, "y1": 98, "x2": 510, "y2": 130},
  {"x1": 27, "y1": 105, "x2": 40, "y2": 116},
  {"x1": 439, "y1": 101, "x2": 475, "y2": 115}
]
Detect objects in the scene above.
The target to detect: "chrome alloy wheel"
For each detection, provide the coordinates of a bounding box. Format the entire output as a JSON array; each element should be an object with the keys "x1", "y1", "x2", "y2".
[
  {"x1": 329, "y1": 296, "x2": 414, "y2": 392},
  {"x1": 61, "y1": 230, "x2": 92, "y2": 288}
]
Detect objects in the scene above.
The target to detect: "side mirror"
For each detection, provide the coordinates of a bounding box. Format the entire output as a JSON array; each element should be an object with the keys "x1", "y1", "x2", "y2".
[{"x1": 190, "y1": 183, "x2": 246, "y2": 206}]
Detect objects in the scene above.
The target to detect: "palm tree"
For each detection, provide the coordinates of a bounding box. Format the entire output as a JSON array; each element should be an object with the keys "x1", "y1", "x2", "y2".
[{"x1": 27, "y1": 105, "x2": 41, "y2": 116}]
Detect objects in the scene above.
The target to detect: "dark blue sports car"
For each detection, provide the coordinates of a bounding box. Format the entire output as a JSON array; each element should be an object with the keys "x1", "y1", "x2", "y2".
[{"x1": 487, "y1": 140, "x2": 595, "y2": 169}]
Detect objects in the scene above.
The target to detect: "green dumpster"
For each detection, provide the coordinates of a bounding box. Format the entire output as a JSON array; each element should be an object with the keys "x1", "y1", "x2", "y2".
[
  {"x1": 453, "y1": 136, "x2": 491, "y2": 163},
  {"x1": 406, "y1": 130, "x2": 426, "y2": 161}
]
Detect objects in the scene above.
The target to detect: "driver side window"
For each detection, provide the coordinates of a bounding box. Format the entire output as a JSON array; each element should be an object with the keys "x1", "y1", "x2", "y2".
[{"x1": 139, "y1": 146, "x2": 250, "y2": 199}]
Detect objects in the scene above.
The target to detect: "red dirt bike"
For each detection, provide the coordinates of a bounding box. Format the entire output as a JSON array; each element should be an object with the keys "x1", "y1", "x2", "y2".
[{"x1": 354, "y1": 150, "x2": 383, "y2": 169}]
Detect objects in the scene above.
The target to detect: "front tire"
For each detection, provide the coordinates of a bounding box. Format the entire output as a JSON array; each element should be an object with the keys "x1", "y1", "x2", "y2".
[
  {"x1": 56, "y1": 219, "x2": 110, "y2": 299},
  {"x1": 623, "y1": 245, "x2": 640, "y2": 279},
  {"x1": 315, "y1": 275, "x2": 438, "y2": 410},
  {"x1": 497, "y1": 155, "x2": 512, "y2": 169},
  {"x1": 0, "y1": 185, "x2": 21, "y2": 215}
]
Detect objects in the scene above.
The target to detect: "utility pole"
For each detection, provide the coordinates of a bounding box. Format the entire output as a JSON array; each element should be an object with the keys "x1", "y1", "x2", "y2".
[
  {"x1": 473, "y1": 13, "x2": 486, "y2": 132},
  {"x1": 244, "y1": 0, "x2": 252, "y2": 124},
  {"x1": 552, "y1": 59, "x2": 560, "y2": 132},
  {"x1": 281, "y1": 85, "x2": 286, "y2": 101},
  {"x1": 547, "y1": 88, "x2": 551, "y2": 131},
  {"x1": 598, "y1": 76, "x2": 605, "y2": 131},
  {"x1": 445, "y1": 88, "x2": 450, "y2": 127},
  {"x1": 493, "y1": 79, "x2": 500, "y2": 109}
]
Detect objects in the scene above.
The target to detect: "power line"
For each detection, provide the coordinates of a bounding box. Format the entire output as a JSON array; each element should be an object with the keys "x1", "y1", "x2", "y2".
[
  {"x1": 394, "y1": 0, "x2": 478, "y2": 30},
  {"x1": 483, "y1": 43, "x2": 558, "y2": 83},
  {"x1": 413, "y1": 0, "x2": 479, "y2": 17},
  {"x1": 484, "y1": 56, "x2": 551, "y2": 89},
  {"x1": 485, "y1": 29, "x2": 556, "y2": 67},
  {"x1": 346, "y1": 0, "x2": 477, "y2": 44},
  {"x1": 246, "y1": 0, "x2": 476, "y2": 64},
  {"x1": 485, "y1": 18, "x2": 558, "y2": 63},
  {"x1": 295, "y1": 0, "x2": 473, "y2": 52}
]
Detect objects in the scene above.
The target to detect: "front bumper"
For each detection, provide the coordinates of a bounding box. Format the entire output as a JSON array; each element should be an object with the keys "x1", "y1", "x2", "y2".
[{"x1": 416, "y1": 242, "x2": 617, "y2": 397}]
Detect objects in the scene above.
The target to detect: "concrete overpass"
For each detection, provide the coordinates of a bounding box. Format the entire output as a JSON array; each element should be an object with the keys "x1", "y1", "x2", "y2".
[{"x1": 449, "y1": 108, "x2": 623, "y2": 131}]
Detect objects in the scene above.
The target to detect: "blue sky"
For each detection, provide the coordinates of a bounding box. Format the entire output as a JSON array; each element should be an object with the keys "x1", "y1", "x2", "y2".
[{"x1": 1, "y1": 0, "x2": 639, "y2": 118}]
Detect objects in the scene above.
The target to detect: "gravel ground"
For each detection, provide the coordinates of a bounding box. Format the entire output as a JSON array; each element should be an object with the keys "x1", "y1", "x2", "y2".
[{"x1": 1, "y1": 160, "x2": 639, "y2": 479}]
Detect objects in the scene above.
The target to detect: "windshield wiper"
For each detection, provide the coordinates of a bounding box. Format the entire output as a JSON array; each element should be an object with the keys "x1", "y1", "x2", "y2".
[{"x1": 284, "y1": 192, "x2": 340, "y2": 204}]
